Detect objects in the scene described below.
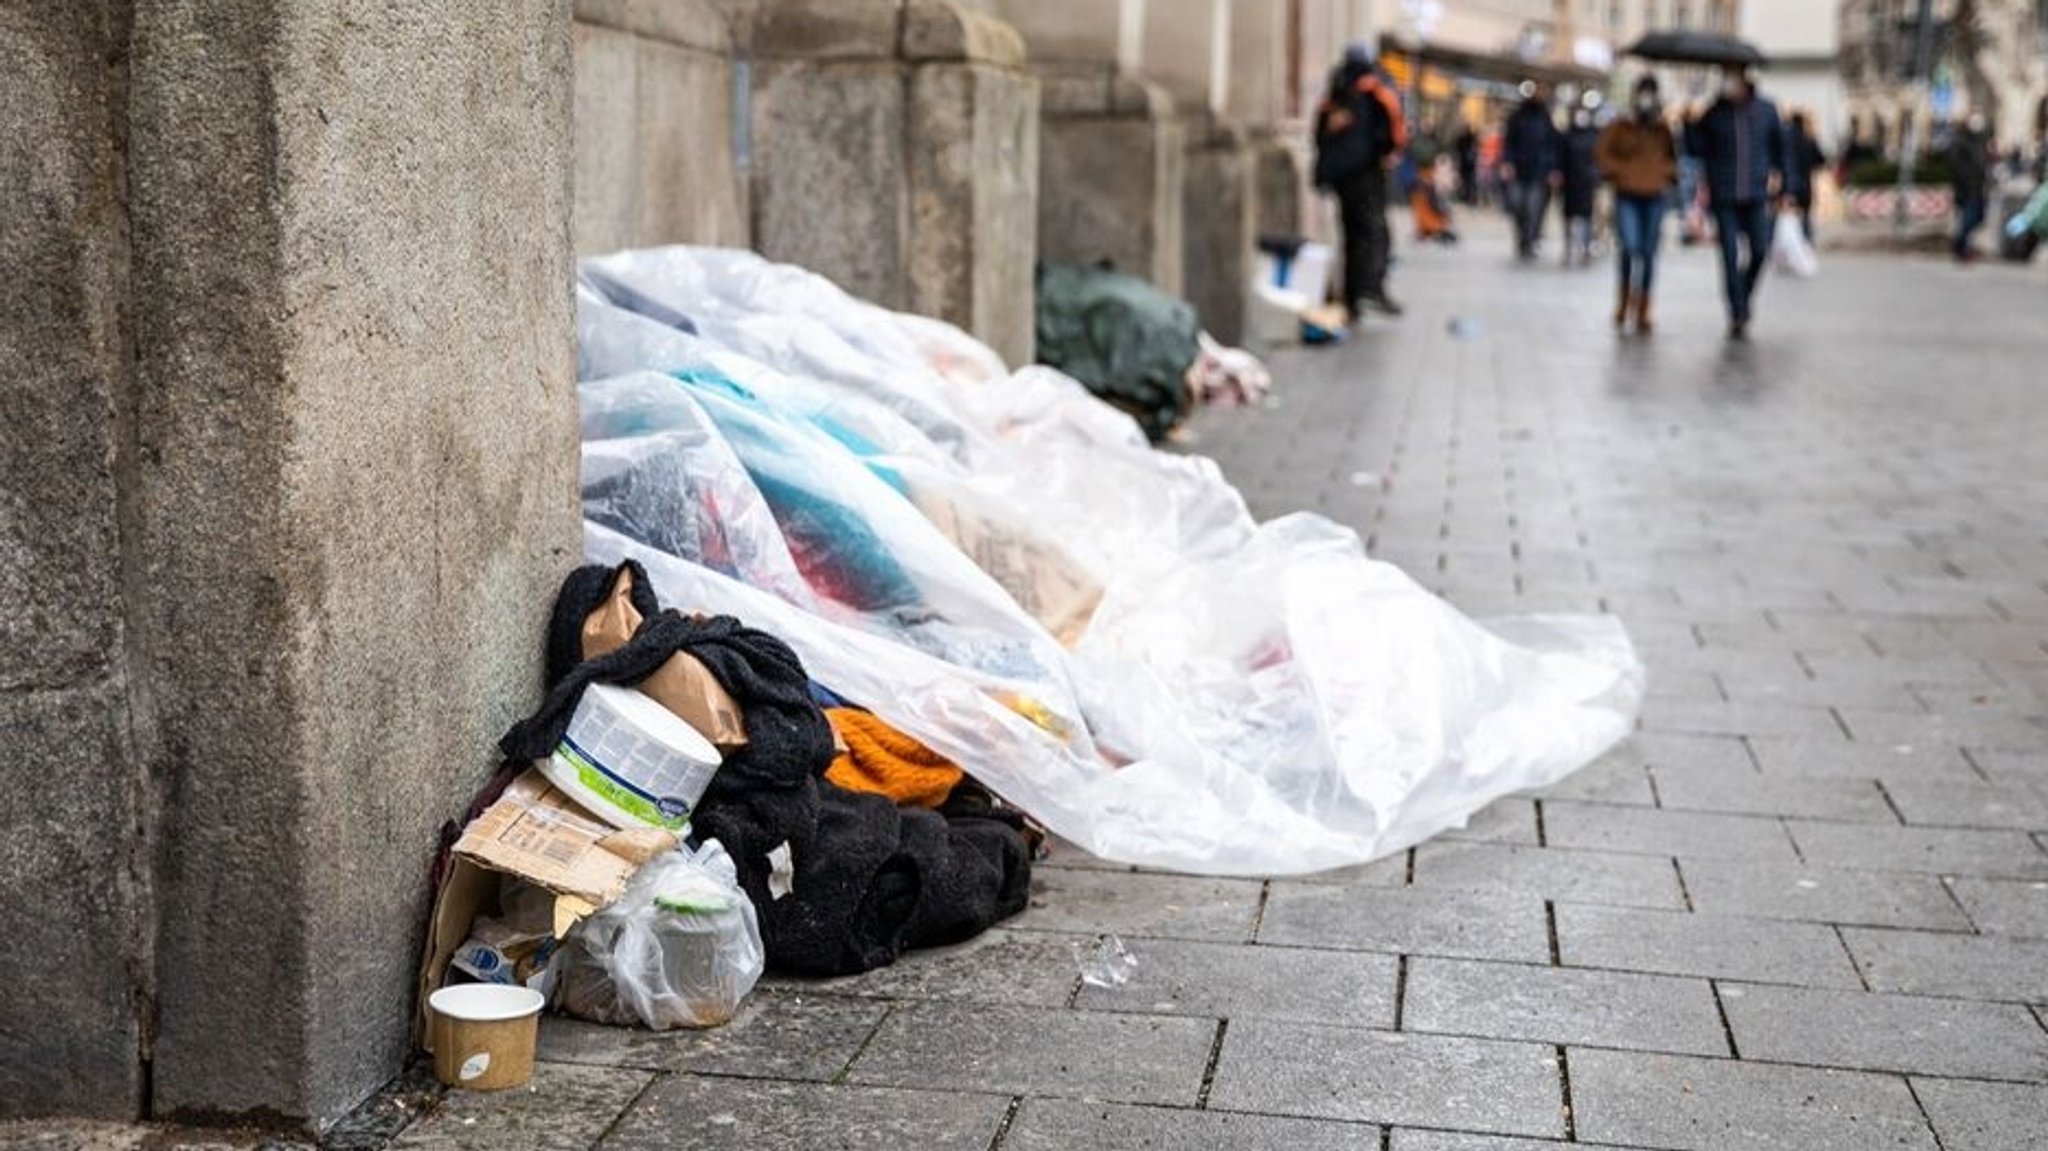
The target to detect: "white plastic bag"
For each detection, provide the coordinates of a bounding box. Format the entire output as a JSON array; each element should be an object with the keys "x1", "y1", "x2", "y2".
[
  {"x1": 1772, "y1": 212, "x2": 1818, "y2": 277},
  {"x1": 555, "y1": 840, "x2": 763, "y2": 1029}
]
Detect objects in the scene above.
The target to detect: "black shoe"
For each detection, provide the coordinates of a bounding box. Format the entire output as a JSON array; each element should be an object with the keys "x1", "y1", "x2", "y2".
[
  {"x1": 1362, "y1": 293, "x2": 1405, "y2": 317},
  {"x1": 1728, "y1": 319, "x2": 1749, "y2": 340}
]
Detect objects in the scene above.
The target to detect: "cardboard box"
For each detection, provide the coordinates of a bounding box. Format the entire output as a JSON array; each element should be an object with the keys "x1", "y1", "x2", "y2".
[
  {"x1": 582, "y1": 567, "x2": 749, "y2": 751},
  {"x1": 416, "y1": 769, "x2": 677, "y2": 1049}
]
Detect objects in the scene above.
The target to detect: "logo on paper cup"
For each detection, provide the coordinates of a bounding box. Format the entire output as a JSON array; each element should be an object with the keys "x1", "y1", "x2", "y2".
[{"x1": 459, "y1": 1052, "x2": 492, "y2": 1081}]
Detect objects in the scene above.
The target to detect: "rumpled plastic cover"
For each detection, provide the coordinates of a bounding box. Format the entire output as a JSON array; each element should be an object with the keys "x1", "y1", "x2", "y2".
[{"x1": 572, "y1": 246, "x2": 1644, "y2": 875}]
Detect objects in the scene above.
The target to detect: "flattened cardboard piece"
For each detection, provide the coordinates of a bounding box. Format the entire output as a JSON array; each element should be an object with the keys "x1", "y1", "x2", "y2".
[
  {"x1": 912, "y1": 490, "x2": 1104, "y2": 648},
  {"x1": 454, "y1": 770, "x2": 668, "y2": 906},
  {"x1": 416, "y1": 769, "x2": 678, "y2": 1050},
  {"x1": 582, "y1": 566, "x2": 750, "y2": 751}
]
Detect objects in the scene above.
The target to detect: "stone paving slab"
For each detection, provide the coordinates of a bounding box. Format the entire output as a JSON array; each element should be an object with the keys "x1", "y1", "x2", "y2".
[
  {"x1": 1071, "y1": 937, "x2": 1398, "y2": 1027},
  {"x1": 1001, "y1": 1099, "x2": 1371, "y2": 1151},
  {"x1": 1947, "y1": 876, "x2": 2048, "y2": 937},
  {"x1": 1744, "y1": 735, "x2": 1981, "y2": 781},
  {"x1": 1675, "y1": 857, "x2": 1974, "y2": 930},
  {"x1": 1409, "y1": 841, "x2": 1687, "y2": 910},
  {"x1": 389, "y1": 1063, "x2": 650, "y2": 1151},
  {"x1": 1841, "y1": 927, "x2": 2048, "y2": 1002},
  {"x1": 537, "y1": 992, "x2": 886, "y2": 1081},
  {"x1": 1881, "y1": 780, "x2": 2048, "y2": 831},
  {"x1": 788, "y1": 929, "x2": 1081, "y2": 1009},
  {"x1": 1648, "y1": 765, "x2": 1896, "y2": 823},
  {"x1": 1006, "y1": 870, "x2": 1264, "y2": 943},
  {"x1": 1256, "y1": 883, "x2": 1551, "y2": 962},
  {"x1": 844, "y1": 1000, "x2": 1216, "y2": 1106},
  {"x1": 1520, "y1": 749, "x2": 1657, "y2": 806},
  {"x1": 1541, "y1": 803, "x2": 1800, "y2": 863},
  {"x1": 595, "y1": 1077, "x2": 1007, "y2": 1151},
  {"x1": 1638, "y1": 698, "x2": 1848, "y2": 742},
  {"x1": 1718, "y1": 982, "x2": 2048, "y2": 1080},
  {"x1": 1207, "y1": 1022, "x2": 1565, "y2": 1138},
  {"x1": 1402, "y1": 957, "x2": 1728, "y2": 1057},
  {"x1": 1554, "y1": 905, "x2": 1865, "y2": 988},
  {"x1": 1785, "y1": 820, "x2": 2048, "y2": 878},
  {"x1": 1567, "y1": 1049, "x2": 1939, "y2": 1151},
  {"x1": 1908, "y1": 1077, "x2": 2048, "y2": 1151}
]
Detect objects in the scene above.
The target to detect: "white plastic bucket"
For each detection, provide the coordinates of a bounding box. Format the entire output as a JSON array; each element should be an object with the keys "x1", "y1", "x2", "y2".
[{"x1": 541, "y1": 682, "x2": 722, "y2": 831}]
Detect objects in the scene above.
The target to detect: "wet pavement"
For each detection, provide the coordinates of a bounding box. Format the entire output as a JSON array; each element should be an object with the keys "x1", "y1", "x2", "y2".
[{"x1": 26, "y1": 219, "x2": 2047, "y2": 1150}]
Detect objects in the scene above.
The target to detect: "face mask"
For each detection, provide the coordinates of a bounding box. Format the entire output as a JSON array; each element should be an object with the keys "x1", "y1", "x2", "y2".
[{"x1": 1635, "y1": 95, "x2": 1658, "y2": 116}]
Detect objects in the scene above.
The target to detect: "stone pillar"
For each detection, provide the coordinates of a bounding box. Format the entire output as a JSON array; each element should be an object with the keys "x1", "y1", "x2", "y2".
[
  {"x1": 995, "y1": 0, "x2": 1187, "y2": 295},
  {"x1": 573, "y1": 0, "x2": 750, "y2": 254},
  {"x1": 1, "y1": 1, "x2": 149, "y2": 1117},
  {"x1": 746, "y1": 0, "x2": 1039, "y2": 365},
  {"x1": 2, "y1": 0, "x2": 580, "y2": 1126},
  {"x1": 1036, "y1": 68, "x2": 1187, "y2": 293},
  {"x1": 1181, "y1": 113, "x2": 1256, "y2": 343}
]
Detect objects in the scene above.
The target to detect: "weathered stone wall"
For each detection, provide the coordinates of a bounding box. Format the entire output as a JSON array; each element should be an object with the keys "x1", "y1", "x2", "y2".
[
  {"x1": 1038, "y1": 68, "x2": 1186, "y2": 294},
  {"x1": 749, "y1": 0, "x2": 1039, "y2": 365},
  {"x1": 573, "y1": 0, "x2": 748, "y2": 255},
  {"x1": 1, "y1": 0, "x2": 581, "y2": 1125},
  {"x1": 0, "y1": 0, "x2": 150, "y2": 1117},
  {"x1": 1182, "y1": 114, "x2": 1255, "y2": 344}
]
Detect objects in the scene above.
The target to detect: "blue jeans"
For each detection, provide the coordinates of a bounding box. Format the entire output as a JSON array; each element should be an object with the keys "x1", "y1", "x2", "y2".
[
  {"x1": 1711, "y1": 200, "x2": 1774, "y2": 323},
  {"x1": 1513, "y1": 178, "x2": 1551, "y2": 255},
  {"x1": 1955, "y1": 196, "x2": 1987, "y2": 257},
  {"x1": 1613, "y1": 194, "x2": 1668, "y2": 293}
]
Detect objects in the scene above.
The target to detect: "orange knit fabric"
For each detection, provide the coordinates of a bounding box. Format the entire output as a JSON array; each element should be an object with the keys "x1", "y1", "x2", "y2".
[{"x1": 823, "y1": 708, "x2": 965, "y2": 809}]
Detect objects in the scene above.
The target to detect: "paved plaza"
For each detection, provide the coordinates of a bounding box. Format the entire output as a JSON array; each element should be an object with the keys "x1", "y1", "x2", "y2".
[{"x1": 33, "y1": 226, "x2": 2048, "y2": 1151}]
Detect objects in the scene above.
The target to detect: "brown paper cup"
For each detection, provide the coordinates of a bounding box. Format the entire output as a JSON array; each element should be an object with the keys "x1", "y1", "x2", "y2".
[{"x1": 428, "y1": 984, "x2": 546, "y2": 1091}]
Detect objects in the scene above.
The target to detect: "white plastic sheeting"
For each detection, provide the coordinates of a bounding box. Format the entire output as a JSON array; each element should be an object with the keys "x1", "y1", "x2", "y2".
[{"x1": 573, "y1": 246, "x2": 1643, "y2": 875}]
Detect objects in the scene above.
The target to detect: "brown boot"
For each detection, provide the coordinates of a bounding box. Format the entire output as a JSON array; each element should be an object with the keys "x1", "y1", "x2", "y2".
[
  {"x1": 1614, "y1": 286, "x2": 1632, "y2": 328},
  {"x1": 1632, "y1": 290, "x2": 1654, "y2": 334}
]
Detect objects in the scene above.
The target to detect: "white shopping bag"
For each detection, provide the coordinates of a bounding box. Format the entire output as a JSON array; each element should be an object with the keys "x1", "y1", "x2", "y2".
[{"x1": 1772, "y1": 212, "x2": 1819, "y2": 278}]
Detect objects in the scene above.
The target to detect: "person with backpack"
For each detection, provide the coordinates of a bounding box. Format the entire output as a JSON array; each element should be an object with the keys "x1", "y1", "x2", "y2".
[{"x1": 1314, "y1": 41, "x2": 1408, "y2": 321}]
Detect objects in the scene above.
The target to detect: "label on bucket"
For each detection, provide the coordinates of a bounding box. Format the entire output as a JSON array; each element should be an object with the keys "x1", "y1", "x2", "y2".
[{"x1": 459, "y1": 1052, "x2": 492, "y2": 1081}]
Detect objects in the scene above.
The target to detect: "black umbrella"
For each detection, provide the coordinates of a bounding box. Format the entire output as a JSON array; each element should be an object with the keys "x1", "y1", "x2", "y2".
[{"x1": 1625, "y1": 30, "x2": 1765, "y2": 68}]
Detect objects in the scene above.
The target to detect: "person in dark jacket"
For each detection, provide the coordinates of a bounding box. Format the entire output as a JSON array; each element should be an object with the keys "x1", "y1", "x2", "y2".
[
  {"x1": 1503, "y1": 83, "x2": 1564, "y2": 260},
  {"x1": 1561, "y1": 107, "x2": 1602, "y2": 266},
  {"x1": 1949, "y1": 112, "x2": 1992, "y2": 262},
  {"x1": 1685, "y1": 65, "x2": 1786, "y2": 339},
  {"x1": 1597, "y1": 75, "x2": 1679, "y2": 333},
  {"x1": 1314, "y1": 41, "x2": 1409, "y2": 320},
  {"x1": 1454, "y1": 125, "x2": 1480, "y2": 205},
  {"x1": 1783, "y1": 110, "x2": 1826, "y2": 240}
]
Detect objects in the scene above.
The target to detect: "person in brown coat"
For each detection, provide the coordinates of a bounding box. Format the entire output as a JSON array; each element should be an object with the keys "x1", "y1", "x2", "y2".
[{"x1": 1595, "y1": 76, "x2": 1679, "y2": 333}]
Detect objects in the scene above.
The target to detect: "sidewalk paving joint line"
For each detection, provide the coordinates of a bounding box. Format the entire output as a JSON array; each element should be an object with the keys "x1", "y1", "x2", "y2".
[{"x1": 1195, "y1": 1019, "x2": 1229, "y2": 1110}]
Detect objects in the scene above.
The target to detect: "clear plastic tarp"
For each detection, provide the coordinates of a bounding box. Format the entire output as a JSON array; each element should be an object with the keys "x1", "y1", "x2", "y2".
[{"x1": 571, "y1": 246, "x2": 1643, "y2": 876}]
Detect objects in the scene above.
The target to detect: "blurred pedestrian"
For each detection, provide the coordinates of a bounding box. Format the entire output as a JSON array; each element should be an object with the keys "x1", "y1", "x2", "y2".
[
  {"x1": 1561, "y1": 106, "x2": 1602, "y2": 267},
  {"x1": 1313, "y1": 41, "x2": 1409, "y2": 320},
  {"x1": 1503, "y1": 83, "x2": 1564, "y2": 261},
  {"x1": 1597, "y1": 76, "x2": 1679, "y2": 334},
  {"x1": 1784, "y1": 110, "x2": 1826, "y2": 240},
  {"x1": 1685, "y1": 65, "x2": 1786, "y2": 340},
  {"x1": 1454, "y1": 124, "x2": 1480, "y2": 205},
  {"x1": 1949, "y1": 112, "x2": 1992, "y2": 263}
]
